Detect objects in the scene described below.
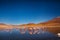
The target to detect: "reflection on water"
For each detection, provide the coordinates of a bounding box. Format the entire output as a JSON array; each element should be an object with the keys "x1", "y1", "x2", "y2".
[
  {"x1": 20, "y1": 27, "x2": 27, "y2": 34},
  {"x1": 0, "y1": 27, "x2": 60, "y2": 40},
  {"x1": 28, "y1": 27, "x2": 44, "y2": 34}
]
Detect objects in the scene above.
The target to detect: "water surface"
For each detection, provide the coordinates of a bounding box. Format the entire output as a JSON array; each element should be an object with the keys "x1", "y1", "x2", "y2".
[{"x1": 0, "y1": 29, "x2": 60, "y2": 40}]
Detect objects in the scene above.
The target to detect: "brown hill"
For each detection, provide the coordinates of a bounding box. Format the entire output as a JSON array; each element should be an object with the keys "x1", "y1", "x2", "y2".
[
  {"x1": 0, "y1": 23, "x2": 14, "y2": 30},
  {"x1": 37, "y1": 16, "x2": 60, "y2": 27},
  {"x1": 40, "y1": 16, "x2": 60, "y2": 34}
]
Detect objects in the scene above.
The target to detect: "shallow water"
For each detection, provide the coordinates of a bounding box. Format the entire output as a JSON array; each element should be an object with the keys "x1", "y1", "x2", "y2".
[{"x1": 0, "y1": 29, "x2": 60, "y2": 40}]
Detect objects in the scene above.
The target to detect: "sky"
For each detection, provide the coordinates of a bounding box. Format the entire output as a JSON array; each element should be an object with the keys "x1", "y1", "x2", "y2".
[{"x1": 0, "y1": 0, "x2": 60, "y2": 25}]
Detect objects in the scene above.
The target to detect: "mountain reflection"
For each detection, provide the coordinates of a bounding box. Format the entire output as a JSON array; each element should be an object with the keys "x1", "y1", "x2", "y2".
[
  {"x1": 0, "y1": 27, "x2": 48, "y2": 35},
  {"x1": 19, "y1": 27, "x2": 45, "y2": 34},
  {"x1": 19, "y1": 27, "x2": 27, "y2": 34},
  {"x1": 28, "y1": 27, "x2": 41, "y2": 34},
  {"x1": 0, "y1": 27, "x2": 45, "y2": 34}
]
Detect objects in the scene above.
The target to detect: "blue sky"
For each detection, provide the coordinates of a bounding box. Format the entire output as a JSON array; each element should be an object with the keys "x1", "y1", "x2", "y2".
[{"x1": 0, "y1": 0, "x2": 60, "y2": 25}]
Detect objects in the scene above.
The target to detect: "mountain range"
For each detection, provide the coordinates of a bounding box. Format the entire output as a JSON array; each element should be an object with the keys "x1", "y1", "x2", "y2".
[{"x1": 0, "y1": 16, "x2": 60, "y2": 34}]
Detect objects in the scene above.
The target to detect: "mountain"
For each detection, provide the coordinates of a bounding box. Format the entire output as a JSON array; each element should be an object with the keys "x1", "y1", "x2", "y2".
[
  {"x1": 0, "y1": 23, "x2": 14, "y2": 30},
  {"x1": 0, "y1": 16, "x2": 60, "y2": 28},
  {"x1": 45, "y1": 16, "x2": 60, "y2": 23},
  {"x1": 19, "y1": 23, "x2": 37, "y2": 28},
  {"x1": 41, "y1": 16, "x2": 60, "y2": 34},
  {"x1": 37, "y1": 16, "x2": 60, "y2": 27}
]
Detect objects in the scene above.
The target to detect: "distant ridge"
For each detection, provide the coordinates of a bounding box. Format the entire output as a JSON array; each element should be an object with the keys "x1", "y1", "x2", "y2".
[
  {"x1": 0, "y1": 16, "x2": 60, "y2": 28},
  {"x1": 39, "y1": 16, "x2": 60, "y2": 24},
  {"x1": 0, "y1": 23, "x2": 6, "y2": 25}
]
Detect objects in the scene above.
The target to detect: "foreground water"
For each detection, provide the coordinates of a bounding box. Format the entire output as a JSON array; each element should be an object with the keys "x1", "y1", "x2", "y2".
[{"x1": 0, "y1": 29, "x2": 60, "y2": 40}]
